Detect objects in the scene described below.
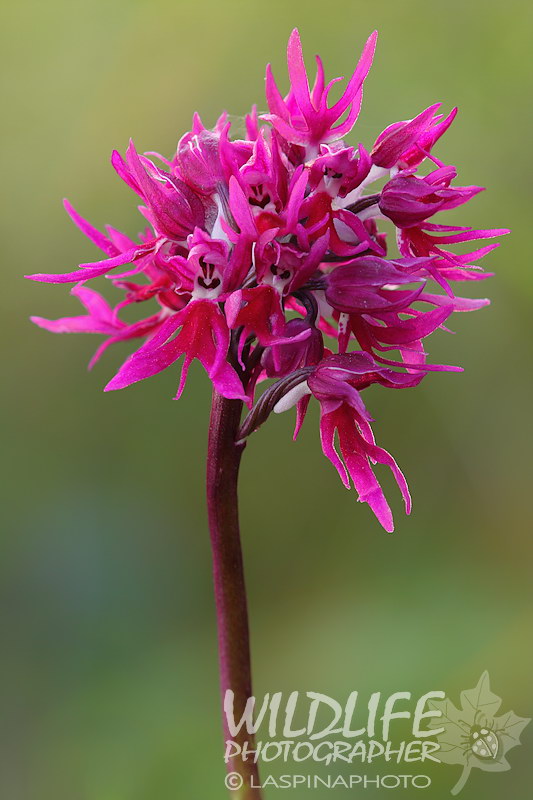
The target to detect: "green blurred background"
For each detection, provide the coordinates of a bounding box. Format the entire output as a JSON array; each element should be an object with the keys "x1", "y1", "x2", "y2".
[{"x1": 1, "y1": 0, "x2": 532, "y2": 797}]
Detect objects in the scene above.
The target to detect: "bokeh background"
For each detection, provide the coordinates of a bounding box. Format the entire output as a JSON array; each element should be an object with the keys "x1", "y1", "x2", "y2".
[{"x1": 1, "y1": 0, "x2": 532, "y2": 797}]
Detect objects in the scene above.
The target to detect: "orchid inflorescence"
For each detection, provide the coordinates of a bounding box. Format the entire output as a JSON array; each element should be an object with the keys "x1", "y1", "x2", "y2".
[{"x1": 28, "y1": 30, "x2": 507, "y2": 531}]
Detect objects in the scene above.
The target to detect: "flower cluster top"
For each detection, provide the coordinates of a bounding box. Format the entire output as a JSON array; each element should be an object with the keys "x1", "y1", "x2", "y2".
[{"x1": 29, "y1": 30, "x2": 507, "y2": 531}]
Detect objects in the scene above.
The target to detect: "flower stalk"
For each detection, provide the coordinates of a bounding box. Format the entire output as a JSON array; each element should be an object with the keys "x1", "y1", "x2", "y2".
[{"x1": 207, "y1": 391, "x2": 262, "y2": 799}]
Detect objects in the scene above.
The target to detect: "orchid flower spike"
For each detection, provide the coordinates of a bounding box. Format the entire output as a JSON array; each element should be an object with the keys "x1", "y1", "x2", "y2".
[{"x1": 27, "y1": 29, "x2": 507, "y2": 531}]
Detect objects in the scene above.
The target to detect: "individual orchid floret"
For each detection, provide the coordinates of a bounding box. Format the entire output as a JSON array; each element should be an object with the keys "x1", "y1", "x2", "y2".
[
  {"x1": 29, "y1": 200, "x2": 158, "y2": 285},
  {"x1": 371, "y1": 105, "x2": 457, "y2": 170},
  {"x1": 314, "y1": 398, "x2": 407, "y2": 533},
  {"x1": 169, "y1": 228, "x2": 230, "y2": 298},
  {"x1": 112, "y1": 140, "x2": 205, "y2": 239},
  {"x1": 30, "y1": 285, "x2": 121, "y2": 337},
  {"x1": 264, "y1": 28, "x2": 377, "y2": 151},
  {"x1": 105, "y1": 299, "x2": 247, "y2": 401},
  {"x1": 31, "y1": 284, "x2": 167, "y2": 369},
  {"x1": 398, "y1": 222, "x2": 508, "y2": 292},
  {"x1": 379, "y1": 167, "x2": 483, "y2": 229},
  {"x1": 268, "y1": 352, "x2": 417, "y2": 531},
  {"x1": 308, "y1": 142, "x2": 371, "y2": 198},
  {"x1": 324, "y1": 256, "x2": 426, "y2": 313}
]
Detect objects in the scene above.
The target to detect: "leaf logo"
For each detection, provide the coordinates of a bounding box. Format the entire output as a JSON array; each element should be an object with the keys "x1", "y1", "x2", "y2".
[{"x1": 428, "y1": 671, "x2": 530, "y2": 795}]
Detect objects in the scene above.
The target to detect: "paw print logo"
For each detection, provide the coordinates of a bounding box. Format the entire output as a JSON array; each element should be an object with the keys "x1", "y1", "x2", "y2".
[{"x1": 427, "y1": 672, "x2": 530, "y2": 795}]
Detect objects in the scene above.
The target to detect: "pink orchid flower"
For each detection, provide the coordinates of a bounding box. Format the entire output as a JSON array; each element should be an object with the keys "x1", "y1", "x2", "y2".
[{"x1": 28, "y1": 29, "x2": 507, "y2": 531}]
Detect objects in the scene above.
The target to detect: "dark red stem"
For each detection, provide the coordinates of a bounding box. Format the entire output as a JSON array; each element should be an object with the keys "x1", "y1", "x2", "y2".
[{"x1": 207, "y1": 391, "x2": 262, "y2": 799}]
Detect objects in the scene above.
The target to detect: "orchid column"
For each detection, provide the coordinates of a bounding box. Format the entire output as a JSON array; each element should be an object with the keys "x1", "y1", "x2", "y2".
[{"x1": 28, "y1": 28, "x2": 506, "y2": 798}]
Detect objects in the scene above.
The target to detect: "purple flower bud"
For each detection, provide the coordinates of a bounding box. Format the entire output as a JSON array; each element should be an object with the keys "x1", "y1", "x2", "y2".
[
  {"x1": 175, "y1": 129, "x2": 224, "y2": 196},
  {"x1": 379, "y1": 171, "x2": 482, "y2": 228}
]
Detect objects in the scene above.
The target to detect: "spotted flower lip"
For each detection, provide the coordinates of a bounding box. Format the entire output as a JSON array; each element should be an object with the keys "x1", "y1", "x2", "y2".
[{"x1": 27, "y1": 28, "x2": 508, "y2": 531}]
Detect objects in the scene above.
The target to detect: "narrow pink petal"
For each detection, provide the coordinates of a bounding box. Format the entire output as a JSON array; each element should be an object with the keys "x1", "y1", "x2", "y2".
[
  {"x1": 286, "y1": 28, "x2": 313, "y2": 119},
  {"x1": 371, "y1": 306, "x2": 452, "y2": 345},
  {"x1": 328, "y1": 31, "x2": 378, "y2": 120},
  {"x1": 324, "y1": 93, "x2": 364, "y2": 141},
  {"x1": 319, "y1": 412, "x2": 350, "y2": 489},
  {"x1": 26, "y1": 247, "x2": 149, "y2": 284},
  {"x1": 435, "y1": 227, "x2": 510, "y2": 244},
  {"x1": 310, "y1": 55, "x2": 325, "y2": 109},
  {"x1": 293, "y1": 394, "x2": 311, "y2": 440},
  {"x1": 111, "y1": 149, "x2": 142, "y2": 197},
  {"x1": 228, "y1": 176, "x2": 257, "y2": 237},
  {"x1": 30, "y1": 314, "x2": 110, "y2": 334},
  {"x1": 70, "y1": 285, "x2": 115, "y2": 321},
  {"x1": 265, "y1": 64, "x2": 290, "y2": 122},
  {"x1": 354, "y1": 425, "x2": 411, "y2": 515},
  {"x1": 283, "y1": 167, "x2": 308, "y2": 232},
  {"x1": 64, "y1": 200, "x2": 119, "y2": 256},
  {"x1": 344, "y1": 445, "x2": 395, "y2": 532}
]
